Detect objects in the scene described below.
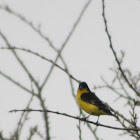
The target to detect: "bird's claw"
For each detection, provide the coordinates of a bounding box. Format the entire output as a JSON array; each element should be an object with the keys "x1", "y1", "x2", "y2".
[{"x1": 95, "y1": 120, "x2": 99, "y2": 127}]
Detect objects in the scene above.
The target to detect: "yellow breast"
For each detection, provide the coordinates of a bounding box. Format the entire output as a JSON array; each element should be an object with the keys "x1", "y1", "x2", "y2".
[{"x1": 76, "y1": 89, "x2": 108, "y2": 116}]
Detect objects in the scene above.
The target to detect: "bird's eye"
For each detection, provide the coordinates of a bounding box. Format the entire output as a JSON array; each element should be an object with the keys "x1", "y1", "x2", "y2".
[{"x1": 79, "y1": 85, "x2": 83, "y2": 90}]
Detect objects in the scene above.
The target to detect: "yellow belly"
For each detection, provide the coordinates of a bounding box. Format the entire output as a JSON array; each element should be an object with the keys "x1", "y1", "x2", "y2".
[{"x1": 77, "y1": 96, "x2": 108, "y2": 116}]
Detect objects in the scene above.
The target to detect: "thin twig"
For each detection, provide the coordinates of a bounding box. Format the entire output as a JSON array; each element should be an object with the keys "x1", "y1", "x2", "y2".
[
  {"x1": 14, "y1": 95, "x2": 34, "y2": 139},
  {"x1": 0, "y1": 70, "x2": 36, "y2": 96},
  {"x1": 77, "y1": 116, "x2": 83, "y2": 140},
  {"x1": 10, "y1": 109, "x2": 140, "y2": 131},
  {"x1": 40, "y1": 0, "x2": 91, "y2": 89},
  {"x1": 0, "y1": 30, "x2": 39, "y2": 88},
  {"x1": 101, "y1": 76, "x2": 137, "y2": 104},
  {"x1": 0, "y1": 132, "x2": 5, "y2": 140},
  {"x1": 0, "y1": 5, "x2": 56, "y2": 51},
  {"x1": 101, "y1": 0, "x2": 140, "y2": 97},
  {"x1": 0, "y1": 47, "x2": 80, "y2": 83},
  {"x1": 37, "y1": 91, "x2": 51, "y2": 140}
]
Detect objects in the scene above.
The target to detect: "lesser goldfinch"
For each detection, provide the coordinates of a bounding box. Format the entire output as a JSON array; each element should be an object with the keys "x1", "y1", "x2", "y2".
[{"x1": 76, "y1": 82, "x2": 114, "y2": 122}]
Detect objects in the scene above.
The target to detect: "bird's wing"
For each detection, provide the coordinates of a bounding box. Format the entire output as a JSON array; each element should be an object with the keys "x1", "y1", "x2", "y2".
[{"x1": 81, "y1": 92, "x2": 113, "y2": 115}]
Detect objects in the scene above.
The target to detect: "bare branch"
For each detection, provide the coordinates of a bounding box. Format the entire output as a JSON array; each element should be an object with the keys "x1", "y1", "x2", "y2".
[
  {"x1": 0, "y1": 47, "x2": 80, "y2": 83},
  {"x1": 0, "y1": 132, "x2": 6, "y2": 140},
  {"x1": 0, "y1": 30, "x2": 39, "y2": 88},
  {"x1": 37, "y1": 93, "x2": 51, "y2": 140},
  {"x1": 10, "y1": 109, "x2": 140, "y2": 131},
  {"x1": 14, "y1": 95, "x2": 35, "y2": 140},
  {"x1": 101, "y1": 0, "x2": 140, "y2": 97},
  {"x1": 40, "y1": 0, "x2": 92, "y2": 89},
  {"x1": 0, "y1": 5, "x2": 56, "y2": 51},
  {"x1": 0, "y1": 70, "x2": 36, "y2": 96}
]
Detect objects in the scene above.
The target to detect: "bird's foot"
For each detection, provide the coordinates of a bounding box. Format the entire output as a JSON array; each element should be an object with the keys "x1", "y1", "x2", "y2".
[
  {"x1": 95, "y1": 116, "x2": 100, "y2": 127},
  {"x1": 95, "y1": 121, "x2": 99, "y2": 126}
]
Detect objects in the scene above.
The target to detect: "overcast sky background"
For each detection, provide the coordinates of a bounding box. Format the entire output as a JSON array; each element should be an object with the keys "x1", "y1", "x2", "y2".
[{"x1": 0, "y1": 0, "x2": 140, "y2": 140}]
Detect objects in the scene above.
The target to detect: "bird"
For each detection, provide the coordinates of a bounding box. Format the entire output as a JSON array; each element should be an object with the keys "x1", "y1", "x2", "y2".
[{"x1": 76, "y1": 81, "x2": 114, "y2": 123}]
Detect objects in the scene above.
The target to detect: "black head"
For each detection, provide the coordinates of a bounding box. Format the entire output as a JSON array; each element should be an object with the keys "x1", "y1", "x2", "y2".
[{"x1": 78, "y1": 82, "x2": 90, "y2": 91}]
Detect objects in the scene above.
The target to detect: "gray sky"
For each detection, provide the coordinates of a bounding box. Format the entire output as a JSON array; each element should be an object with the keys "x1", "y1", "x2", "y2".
[{"x1": 0, "y1": 0, "x2": 140, "y2": 140}]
